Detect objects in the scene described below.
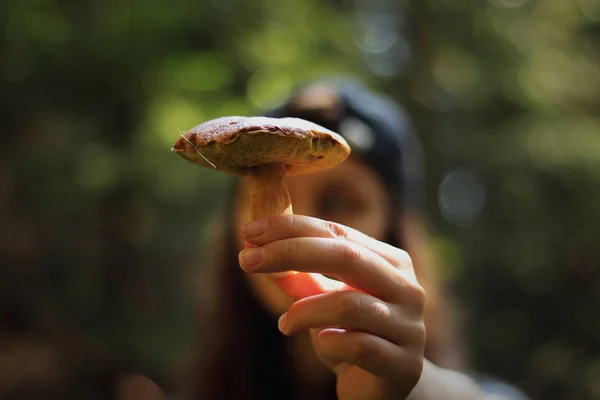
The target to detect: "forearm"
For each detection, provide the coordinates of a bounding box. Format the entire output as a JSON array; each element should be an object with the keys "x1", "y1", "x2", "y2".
[{"x1": 407, "y1": 360, "x2": 487, "y2": 400}]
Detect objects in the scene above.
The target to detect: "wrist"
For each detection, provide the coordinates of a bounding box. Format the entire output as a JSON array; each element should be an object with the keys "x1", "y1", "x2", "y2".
[{"x1": 406, "y1": 359, "x2": 485, "y2": 400}]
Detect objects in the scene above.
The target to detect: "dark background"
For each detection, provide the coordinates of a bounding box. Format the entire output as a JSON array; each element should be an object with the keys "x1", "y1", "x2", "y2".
[{"x1": 1, "y1": 0, "x2": 599, "y2": 399}]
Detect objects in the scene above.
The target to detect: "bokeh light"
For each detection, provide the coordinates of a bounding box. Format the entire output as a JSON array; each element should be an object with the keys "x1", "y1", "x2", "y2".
[{"x1": 438, "y1": 168, "x2": 486, "y2": 227}]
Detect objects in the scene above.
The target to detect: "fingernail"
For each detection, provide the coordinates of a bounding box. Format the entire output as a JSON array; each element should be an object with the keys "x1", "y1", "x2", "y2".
[
  {"x1": 278, "y1": 313, "x2": 288, "y2": 333},
  {"x1": 239, "y1": 247, "x2": 262, "y2": 271},
  {"x1": 241, "y1": 219, "x2": 267, "y2": 237}
]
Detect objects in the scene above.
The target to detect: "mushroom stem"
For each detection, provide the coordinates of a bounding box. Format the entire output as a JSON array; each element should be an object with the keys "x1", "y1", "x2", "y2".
[
  {"x1": 245, "y1": 163, "x2": 295, "y2": 279},
  {"x1": 246, "y1": 163, "x2": 293, "y2": 221}
]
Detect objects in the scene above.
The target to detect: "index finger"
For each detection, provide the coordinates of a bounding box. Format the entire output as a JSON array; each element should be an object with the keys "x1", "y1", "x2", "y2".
[
  {"x1": 240, "y1": 237, "x2": 414, "y2": 302},
  {"x1": 246, "y1": 240, "x2": 349, "y2": 300},
  {"x1": 242, "y1": 215, "x2": 413, "y2": 273}
]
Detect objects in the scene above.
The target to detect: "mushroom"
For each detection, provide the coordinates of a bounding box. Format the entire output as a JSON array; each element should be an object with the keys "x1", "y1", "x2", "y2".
[{"x1": 172, "y1": 116, "x2": 351, "y2": 275}]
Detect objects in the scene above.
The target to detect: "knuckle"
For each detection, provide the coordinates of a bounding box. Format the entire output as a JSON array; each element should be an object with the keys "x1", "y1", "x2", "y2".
[
  {"x1": 406, "y1": 320, "x2": 427, "y2": 349},
  {"x1": 417, "y1": 321, "x2": 427, "y2": 345},
  {"x1": 336, "y1": 292, "x2": 363, "y2": 321},
  {"x1": 276, "y1": 239, "x2": 297, "y2": 263},
  {"x1": 367, "y1": 300, "x2": 391, "y2": 319},
  {"x1": 288, "y1": 214, "x2": 300, "y2": 230},
  {"x1": 393, "y1": 248, "x2": 413, "y2": 268},
  {"x1": 335, "y1": 241, "x2": 363, "y2": 263},
  {"x1": 285, "y1": 239, "x2": 297, "y2": 258},
  {"x1": 406, "y1": 281, "x2": 426, "y2": 313},
  {"x1": 325, "y1": 221, "x2": 348, "y2": 239},
  {"x1": 349, "y1": 335, "x2": 375, "y2": 364}
]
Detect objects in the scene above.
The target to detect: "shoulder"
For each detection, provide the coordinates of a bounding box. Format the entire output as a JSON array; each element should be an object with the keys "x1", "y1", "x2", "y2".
[{"x1": 470, "y1": 373, "x2": 530, "y2": 400}]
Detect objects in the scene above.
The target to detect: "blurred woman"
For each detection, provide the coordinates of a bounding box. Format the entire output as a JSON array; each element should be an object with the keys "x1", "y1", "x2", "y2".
[{"x1": 186, "y1": 79, "x2": 529, "y2": 400}]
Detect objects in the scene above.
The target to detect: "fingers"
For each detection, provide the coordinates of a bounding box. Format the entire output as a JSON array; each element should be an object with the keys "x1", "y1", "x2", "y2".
[
  {"x1": 242, "y1": 215, "x2": 412, "y2": 272},
  {"x1": 279, "y1": 290, "x2": 425, "y2": 346},
  {"x1": 239, "y1": 237, "x2": 421, "y2": 303},
  {"x1": 315, "y1": 329, "x2": 423, "y2": 385}
]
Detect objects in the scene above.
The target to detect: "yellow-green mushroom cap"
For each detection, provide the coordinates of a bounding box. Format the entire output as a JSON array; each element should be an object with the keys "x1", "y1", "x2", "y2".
[{"x1": 171, "y1": 116, "x2": 351, "y2": 176}]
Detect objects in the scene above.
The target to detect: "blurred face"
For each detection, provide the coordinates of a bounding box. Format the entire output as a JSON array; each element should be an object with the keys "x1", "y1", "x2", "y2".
[{"x1": 233, "y1": 158, "x2": 393, "y2": 315}]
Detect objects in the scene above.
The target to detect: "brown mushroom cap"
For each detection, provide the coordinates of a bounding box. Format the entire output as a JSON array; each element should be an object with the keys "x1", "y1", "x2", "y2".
[{"x1": 172, "y1": 116, "x2": 351, "y2": 176}]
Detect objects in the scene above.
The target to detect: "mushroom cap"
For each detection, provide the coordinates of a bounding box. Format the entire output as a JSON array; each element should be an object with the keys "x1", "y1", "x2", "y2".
[{"x1": 172, "y1": 116, "x2": 351, "y2": 176}]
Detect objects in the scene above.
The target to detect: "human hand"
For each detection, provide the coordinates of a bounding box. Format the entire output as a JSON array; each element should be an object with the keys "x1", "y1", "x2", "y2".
[{"x1": 239, "y1": 215, "x2": 426, "y2": 400}]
